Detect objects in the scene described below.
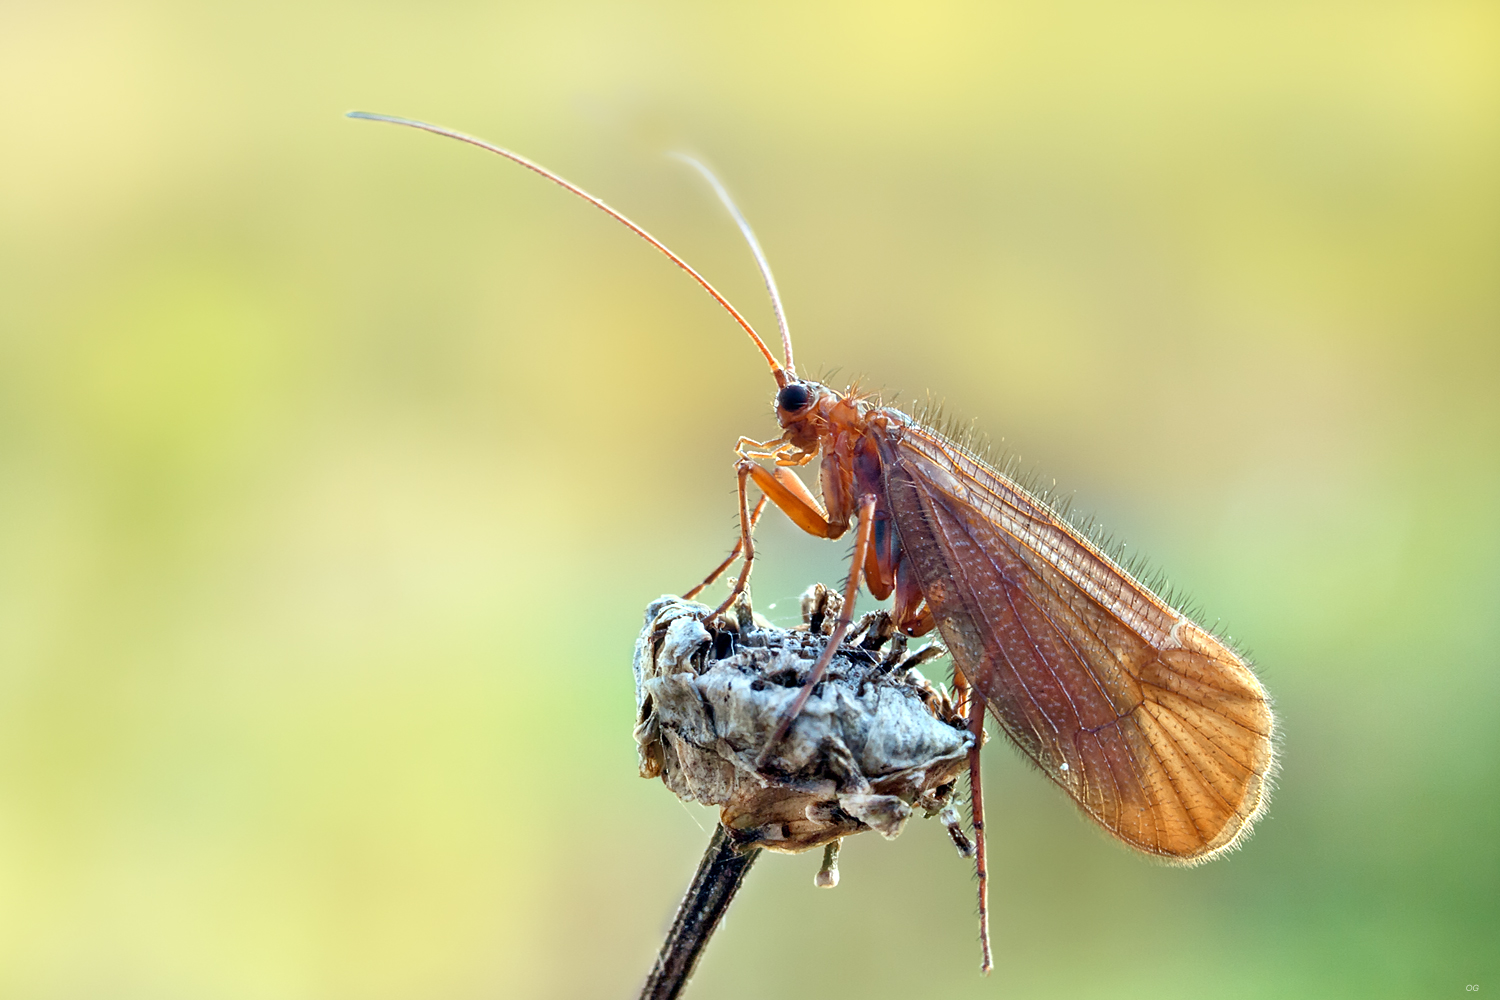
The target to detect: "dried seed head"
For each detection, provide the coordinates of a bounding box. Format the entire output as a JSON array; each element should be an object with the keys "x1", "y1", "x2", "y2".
[{"x1": 633, "y1": 587, "x2": 972, "y2": 855}]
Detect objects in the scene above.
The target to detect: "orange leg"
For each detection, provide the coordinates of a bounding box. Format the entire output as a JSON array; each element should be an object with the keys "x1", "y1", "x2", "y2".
[
  {"x1": 892, "y1": 559, "x2": 936, "y2": 636},
  {"x1": 756, "y1": 493, "x2": 878, "y2": 768},
  {"x1": 745, "y1": 459, "x2": 839, "y2": 539},
  {"x1": 951, "y1": 660, "x2": 971, "y2": 720},
  {"x1": 709, "y1": 462, "x2": 759, "y2": 619},
  {"x1": 702, "y1": 457, "x2": 845, "y2": 620},
  {"x1": 682, "y1": 493, "x2": 768, "y2": 601},
  {"x1": 967, "y1": 689, "x2": 994, "y2": 975}
]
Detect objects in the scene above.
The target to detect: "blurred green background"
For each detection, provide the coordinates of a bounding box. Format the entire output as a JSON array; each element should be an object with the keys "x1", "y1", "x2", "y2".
[{"x1": 2, "y1": 2, "x2": 1496, "y2": 998}]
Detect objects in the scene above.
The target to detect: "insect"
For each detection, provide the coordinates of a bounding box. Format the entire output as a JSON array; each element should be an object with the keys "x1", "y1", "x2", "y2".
[{"x1": 348, "y1": 111, "x2": 1277, "y2": 973}]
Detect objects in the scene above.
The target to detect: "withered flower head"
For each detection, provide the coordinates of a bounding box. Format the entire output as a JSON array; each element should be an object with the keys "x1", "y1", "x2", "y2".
[{"x1": 633, "y1": 586, "x2": 973, "y2": 855}]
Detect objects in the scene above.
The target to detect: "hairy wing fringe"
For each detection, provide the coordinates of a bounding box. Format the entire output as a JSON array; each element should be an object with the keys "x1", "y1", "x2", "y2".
[{"x1": 904, "y1": 392, "x2": 1247, "y2": 658}]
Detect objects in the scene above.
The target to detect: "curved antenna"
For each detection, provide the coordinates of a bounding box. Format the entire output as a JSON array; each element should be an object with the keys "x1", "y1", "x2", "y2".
[
  {"x1": 670, "y1": 154, "x2": 795, "y2": 377},
  {"x1": 347, "y1": 111, "x2": 786, "y2": 385}
]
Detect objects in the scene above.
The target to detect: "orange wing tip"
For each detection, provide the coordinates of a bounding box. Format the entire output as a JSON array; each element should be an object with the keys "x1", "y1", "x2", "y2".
[{"x1": 1151, "y1": 707, "x2": 1280, "y2": 867}]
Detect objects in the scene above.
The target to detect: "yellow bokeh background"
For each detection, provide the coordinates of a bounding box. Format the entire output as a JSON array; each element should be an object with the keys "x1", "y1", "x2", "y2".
[{"x1": 2, "y1": 2, "x2": 1496, "y2": 997}]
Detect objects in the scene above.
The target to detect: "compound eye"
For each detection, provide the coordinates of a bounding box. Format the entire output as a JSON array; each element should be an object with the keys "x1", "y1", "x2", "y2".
[{"x1": 777, "y1": 384, "x2": 812, "y2": 412}]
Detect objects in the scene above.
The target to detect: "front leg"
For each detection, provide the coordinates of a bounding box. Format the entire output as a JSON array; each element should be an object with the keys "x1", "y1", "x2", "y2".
[
  {"x1": 745, "y1": 461, "x2": 847, "y2": 540},
  {"x1": 707, "y1": 459, "x2": 848, "y2": 618}
]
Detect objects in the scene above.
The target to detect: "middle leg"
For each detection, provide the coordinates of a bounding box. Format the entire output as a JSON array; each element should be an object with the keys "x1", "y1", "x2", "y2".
[
  {"x1": 700, "y1": 454, "x2": 848, "y2": 620},
  {"x1": 682, "y1": 493, "x2": 768, "y2": 601},
  {"x1": 756, "y1": 493, "x2": 878, "y2": 767}
]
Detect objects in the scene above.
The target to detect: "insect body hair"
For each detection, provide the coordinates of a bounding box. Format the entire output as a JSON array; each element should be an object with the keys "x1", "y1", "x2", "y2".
[{"x1": 905, "y1": 395, "x2": 1246, "y2": 658}]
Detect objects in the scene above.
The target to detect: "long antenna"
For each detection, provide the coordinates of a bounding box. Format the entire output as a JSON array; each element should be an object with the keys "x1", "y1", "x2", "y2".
[
  {"x1": 670, "y1": 154, "x2": 795, "y2": 377},
  {"x1": 347, "y1": 111, "x2": 786, "y2": 384}
]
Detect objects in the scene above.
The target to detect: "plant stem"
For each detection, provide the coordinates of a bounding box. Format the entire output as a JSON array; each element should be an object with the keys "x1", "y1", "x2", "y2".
[{"x1": 639, "y1": 824, "x2": 761, "y2": 1000}]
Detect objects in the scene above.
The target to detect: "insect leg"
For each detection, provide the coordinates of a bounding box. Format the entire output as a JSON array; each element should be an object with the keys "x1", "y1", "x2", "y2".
[
  {"x1": 951, "y1": 660, "x2": 971, "y2": 718},
  {"x1": 735, "y1": 434, "x2": 789, "y2": 454},
  {"x1": 708, "y1": 462, "x2": 761, "y2": 619},
  {"x1": 967, "y1": 689, "x2": 994, "y2": 975},
  {"x1": 707, "y1": 459, "x2": 843, "y2": 620},
  {"x1": 756, "y1": 493, "x2": 877, "y2": 768},
  {"x1": 744, "y1": 461, "x2": 835, "y2": 538},
  {"x1": 891, "y1": 552, "x2": 935, "y2": 636},
  {"x1": 682, "y1": 494, "x2": 768, "y2": 601}
]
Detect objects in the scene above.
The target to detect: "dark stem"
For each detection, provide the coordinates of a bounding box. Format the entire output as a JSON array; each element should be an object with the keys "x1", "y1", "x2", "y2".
[{"x1": 639, "y1": 824, "x2": 761, "y2": 1000}]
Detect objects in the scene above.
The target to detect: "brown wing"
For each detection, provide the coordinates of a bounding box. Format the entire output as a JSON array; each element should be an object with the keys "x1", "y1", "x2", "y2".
[{"x1": 875, "y1": 419, "x2": 1274, "y2": 861}]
